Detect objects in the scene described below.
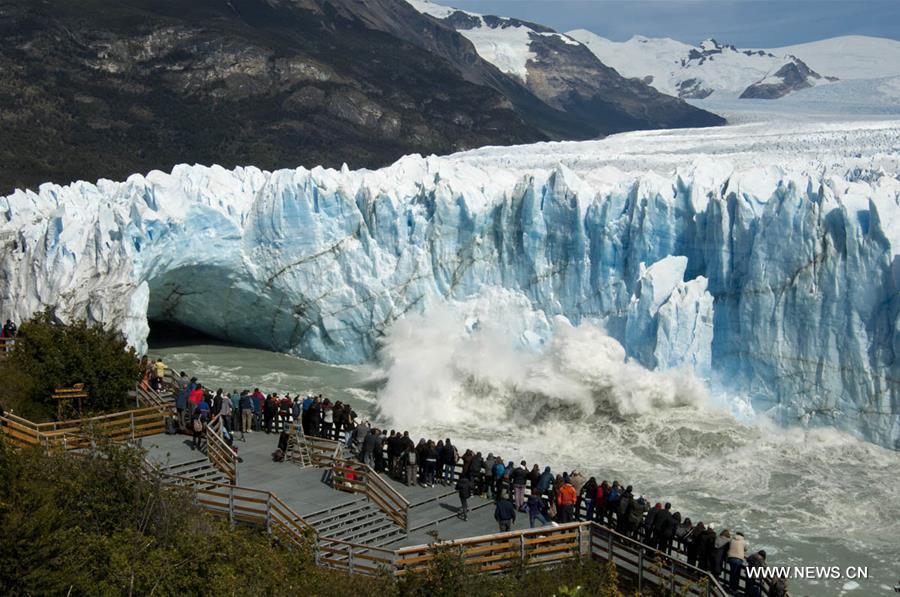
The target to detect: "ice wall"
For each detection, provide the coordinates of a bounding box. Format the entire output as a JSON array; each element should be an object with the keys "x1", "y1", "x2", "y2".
[{"x1": 1, "y1": 122, "x2": 898, "y2": 448}]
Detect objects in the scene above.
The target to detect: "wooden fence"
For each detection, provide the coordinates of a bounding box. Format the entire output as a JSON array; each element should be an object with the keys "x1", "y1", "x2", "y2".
[
  {"x1": 331, "y1": 458, "x2": 410, "y2": 531},
  {"x1": 205, "y1": 415, "x2": 238, "y2": 485},
  {"x1": 0, "y1": 405, "x2": 170, "y2": 451},
  {"x1": 0, "y1": 336, "x2": 15, "y2": 356},
  {"x1": 163, "y1": 474, "x2": 314, "y2": 550},
  {"x1": 393, "y1": 522, "x2": 727, "y2": 595},
  {"x1": 305, "y1": 435, "x2": 344, "y2": 467},
  {"x1": 394, "y1": 521, "x2": 589, "y2": 576}
]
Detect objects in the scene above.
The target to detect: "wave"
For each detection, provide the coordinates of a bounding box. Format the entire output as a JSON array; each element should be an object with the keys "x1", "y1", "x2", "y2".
[{"x1": 374, "y1": 289, "x2": 712, "y2": 429}]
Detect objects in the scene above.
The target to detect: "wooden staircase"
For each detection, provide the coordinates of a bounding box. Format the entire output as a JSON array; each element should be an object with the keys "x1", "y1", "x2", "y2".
[
  {"x1": 160, "y1": 457, "x2": 229, "y2": 485},
  {"x1": 306, "y1": 498, "x2": 406, "y2": 547}
]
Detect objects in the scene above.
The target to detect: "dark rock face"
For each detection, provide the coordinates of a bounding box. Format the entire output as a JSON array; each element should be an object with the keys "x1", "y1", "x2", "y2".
[
  {"x1": 524, "y1": 33, "x2": 724, "y2": 131},
  {"x1": 0, "y1": 0, "x2": 545, "y2": 193},
  {"x1": 740, "y1": 57, "x2": 823, "y2": 99},
  {"x1": 677, "y1": 78, "x2": 714, "y2": 100},
  {"x1": 1, "y1": 0, "x2": 724, "y2": 195}
]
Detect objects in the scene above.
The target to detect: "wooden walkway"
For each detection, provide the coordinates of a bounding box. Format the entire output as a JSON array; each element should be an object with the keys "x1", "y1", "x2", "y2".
[
  {"x1": 0, "y1": 383, "x2": 775, "y2": 596},
  {"x1": 142, "y1": 430, "x2": 498, "y2": 548}
]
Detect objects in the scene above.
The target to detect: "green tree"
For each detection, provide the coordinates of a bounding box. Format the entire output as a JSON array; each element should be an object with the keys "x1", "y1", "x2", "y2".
[{"x1": 8, "y1": 309, "x2": 142, "y2": 417}]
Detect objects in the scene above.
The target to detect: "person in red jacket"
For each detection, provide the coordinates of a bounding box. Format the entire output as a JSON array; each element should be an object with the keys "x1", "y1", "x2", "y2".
[
  {"x1": 278, "y1": 394, "x2": 293, "y2": 432},
  {"x1": 557, "y1": 480, "x2": 577, "y2": 523},
  {"x1": 188, "y1": 383, "x2": 204, "y2": 407},
  {"x1": 596, "y1": 481, "x2": 608, "y2": 523}
]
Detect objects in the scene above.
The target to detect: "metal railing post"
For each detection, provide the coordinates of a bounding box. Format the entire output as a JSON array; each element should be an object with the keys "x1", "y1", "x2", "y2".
[{"x1": 519, "y1": 534, "x2": 526, "y2": 562}]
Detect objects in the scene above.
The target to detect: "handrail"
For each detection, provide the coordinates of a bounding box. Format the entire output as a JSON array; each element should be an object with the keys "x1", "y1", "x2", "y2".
[
  {"x1": 32, "y1": 405, "x2": 171, "y2": 430},
  {"x1": 161, "y1": 473, "x2": 315, "y2": 550},
  {"x1": 589, "y1": 523, "x2": 728, "y2": 596},
  {"x1": 304, "y1": 434, "x2": 344, "y2": 467},
  {"x1": 1, "y1": 406, "x2": 168, "y2": 450},
  {"x1": 204, "y1": 414, "x2": 238, "y2": 485},
  {"x1": 331, "y1": 458, "x2": 410, "y2": 531}
]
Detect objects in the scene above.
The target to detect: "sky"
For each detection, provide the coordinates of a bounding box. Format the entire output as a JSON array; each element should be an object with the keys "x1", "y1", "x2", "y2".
[{"x1": 442, "y1": 0, "x2": 900, "y2": 47}]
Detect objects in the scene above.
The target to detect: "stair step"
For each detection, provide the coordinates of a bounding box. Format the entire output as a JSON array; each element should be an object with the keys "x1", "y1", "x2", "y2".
[
  {"x1": 317, "y1": 508, "x2": 383, "y2": 536},
  {"x1": 163, "y1": 460, "x2": 214, "y2": 474},
  {"x1": 313, "y1": 505, "x2": 380, "y2": 530},
  {"x1": 359, "y1": 525, "x2": 406, "y2": 547},
  {"x1": 305, "y1": 499, "x2": 371, "y2": 523},
  {"x1": 329, "y1": 518, "x2": 398, "y2": 543}
]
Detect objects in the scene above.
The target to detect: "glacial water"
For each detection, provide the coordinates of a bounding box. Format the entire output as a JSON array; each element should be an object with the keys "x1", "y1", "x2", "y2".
[{"x1": 151, "y1": 327, "x2": 900, "y2": 596}]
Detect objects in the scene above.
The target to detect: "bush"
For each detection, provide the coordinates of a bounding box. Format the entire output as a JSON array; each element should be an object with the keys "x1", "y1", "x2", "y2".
[
  {"x1": 6, "y1": 309, "x2": 142, "y2": 418},
  {"x1": 0, "y1": 439, "x2": 378, "y2": 596}
]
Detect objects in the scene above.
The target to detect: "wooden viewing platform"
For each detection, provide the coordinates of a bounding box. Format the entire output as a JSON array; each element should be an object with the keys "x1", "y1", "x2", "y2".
[{"x1": 0, "y1": 381, "x2": 784, "y2": 596}]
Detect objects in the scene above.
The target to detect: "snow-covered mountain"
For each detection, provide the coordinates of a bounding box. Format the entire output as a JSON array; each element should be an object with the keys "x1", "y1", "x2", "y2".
[
  {"x1": 405, "y1": 0, "x2": 723, "y2": 132},
  {"x1": 774, "y1": 35, "x2": 900, "y2": 81},
  {"x1": 3, "y1": 120, "x2": 899, "y2": 449},
  {"x1": 568, "y1": 32, "x2": 836, "y2": 99}
]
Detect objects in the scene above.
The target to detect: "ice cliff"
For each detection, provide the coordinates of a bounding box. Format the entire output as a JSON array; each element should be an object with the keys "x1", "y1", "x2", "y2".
[{"x1": 1, "y1": 121, "x2": 899, "y2": 448}]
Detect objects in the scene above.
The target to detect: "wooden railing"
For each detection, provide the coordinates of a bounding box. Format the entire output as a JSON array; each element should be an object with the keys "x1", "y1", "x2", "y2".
[
  {"x1": 394, "y1": 522, "x2": 727, "y2": 594},
  {"x1": 394, "y1": 521, "x2": 589, "y2": 576},
  {"x1": 316, "y1": 536, "x2": 396, "y2": 576},
  {"x1": 332, "y1": 458, "x2": 410, "y2": 531},
  {"x1": 205, "y1": 414, "x2": 238, "y2": 485},
  {"x1": 0, "y1": 405, "x2": 170, "y2": 451},
  {"x1": 590, "y1": 524, "x2": 727, "y2": 596},
  {"x1": 163, "y1": 474, "x2": 314, "y2": 550},
  {"x1": 135, "y1": 381, "x2": 170, "y2": 410},
  {"x1": 0, "y1": 336, "x2": 15, "y2": 356},
  {"x1": 305, "y1": 434, "x2": 344, "y2": 467}
]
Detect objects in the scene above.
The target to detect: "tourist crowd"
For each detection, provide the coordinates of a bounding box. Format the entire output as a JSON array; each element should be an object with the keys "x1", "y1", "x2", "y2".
[{"x1": 151, "y1": 364, "x2": 785, "y2": 597}]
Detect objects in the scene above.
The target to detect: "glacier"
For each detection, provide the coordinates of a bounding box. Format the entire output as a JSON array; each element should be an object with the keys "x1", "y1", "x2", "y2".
[{"x1": 1, "y1": 120, "x2": 899, "y2": 449}]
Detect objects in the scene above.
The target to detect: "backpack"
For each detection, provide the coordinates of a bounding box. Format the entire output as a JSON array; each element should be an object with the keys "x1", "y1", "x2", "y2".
[
  {"x1": 272, "y1": 448, "x2": 284, "y2": 462},
  {"x1": 164, "y1": 416, "x2": 177, "y2": 435},
  {"x1": 192, "y1": 418, "x2": 203, "y2": 433}
]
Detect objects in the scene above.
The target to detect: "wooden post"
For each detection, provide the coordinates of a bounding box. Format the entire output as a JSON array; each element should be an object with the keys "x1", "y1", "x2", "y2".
[
  {"x1": 130, "y1": 412, "x2": 135, "y2": 441},
  {"x1": 228, "y1": 487, "x2": 235, "y2": 526},
  {"x1": 670, "y1": 560, "x2": 676, "y2": 594},
  {"x1": 519, "y1": 533, "x2": 526, "y2": 562},
  {"x1": 575, "y1": 525, "x2": 581, "y2": 559},
  {"x1": 265, "y1": 494, "x2": 272, "y2": 533},
  {"x1": 638, "y1": 548, "x2": 644, "y2": 592},
  {"x1": 348, "y1": 545, "x2": 354, "y2": 575}
]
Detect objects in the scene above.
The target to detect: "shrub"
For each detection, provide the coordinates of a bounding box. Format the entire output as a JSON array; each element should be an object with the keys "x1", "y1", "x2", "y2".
[{"x1": 7, "y1": 309, "x2": 142, "y2": 418}]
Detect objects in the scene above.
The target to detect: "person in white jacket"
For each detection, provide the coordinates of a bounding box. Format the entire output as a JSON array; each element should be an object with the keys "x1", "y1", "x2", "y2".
[{"x1": 727, "y1": 532, "x2": 748, "y2": 592}]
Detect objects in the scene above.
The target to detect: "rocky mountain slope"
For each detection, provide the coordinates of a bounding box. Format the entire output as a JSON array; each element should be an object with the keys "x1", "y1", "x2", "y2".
[
  {"x1": 0, "y1": 0, "x2": 724, "y2": 195},
  {"x1": 408, "y1": 0, "x2": 724, "y2": 133},
  {"x1": 0, "y1": 0, "x2": 546, "y2": 194}
]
